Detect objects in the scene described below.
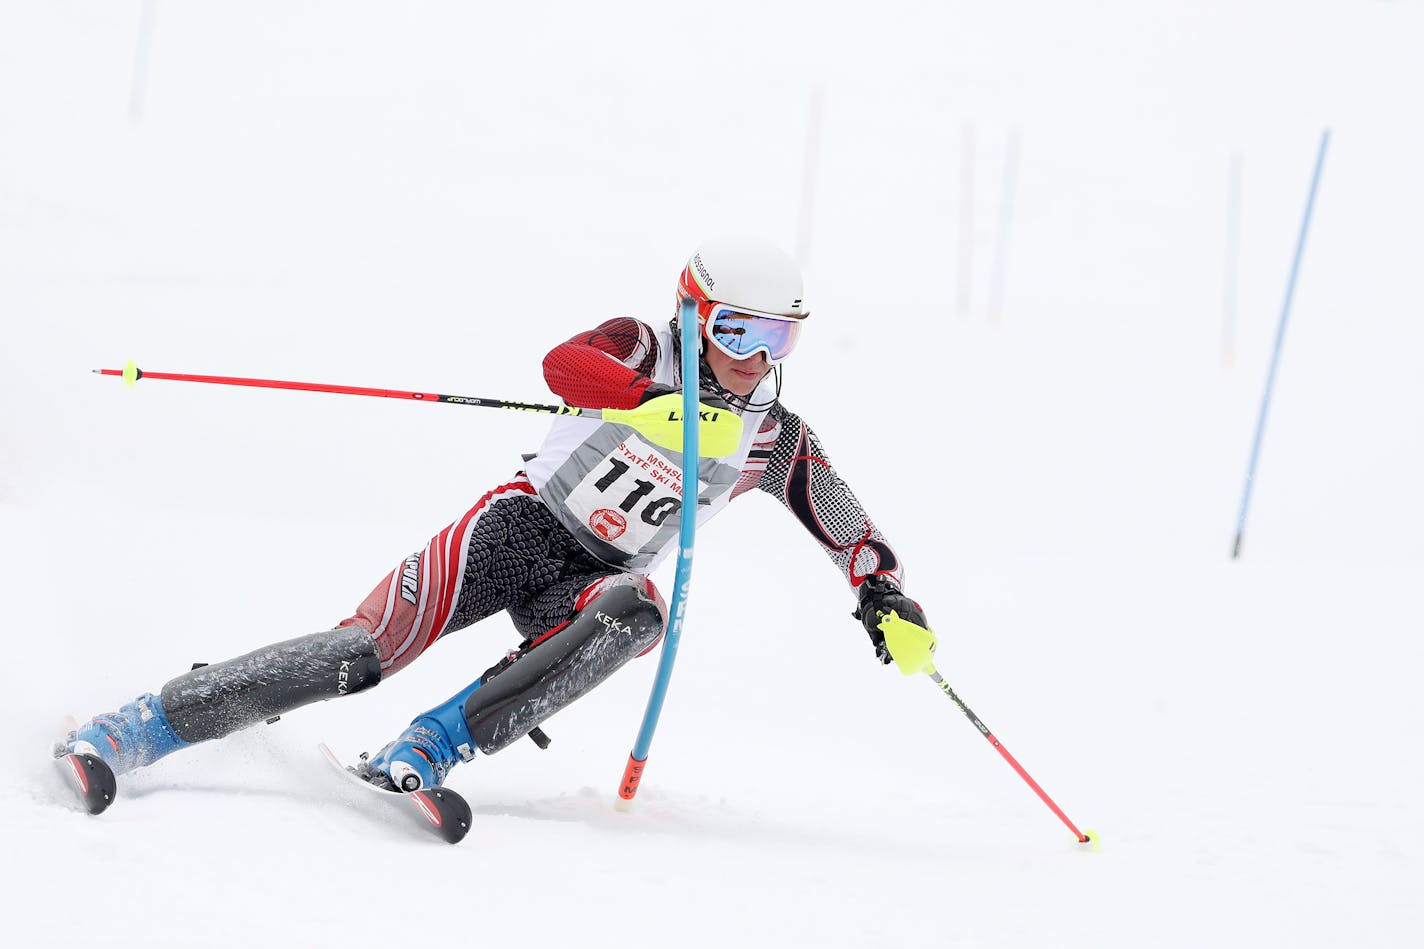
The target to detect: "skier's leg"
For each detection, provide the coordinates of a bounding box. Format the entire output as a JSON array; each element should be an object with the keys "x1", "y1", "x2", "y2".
[
  {"x1": 338, "y1": 477, "x2": 605, "y2": 675},
  {"x1": 67, "y1": 627, "x2": 381, "y2": 775},
  {"x1": 65, "y1": 477, "x2": 550, "y2": 776},
  {"x1": 366, "y1": 573, "x2": 667, "y2": 791}
]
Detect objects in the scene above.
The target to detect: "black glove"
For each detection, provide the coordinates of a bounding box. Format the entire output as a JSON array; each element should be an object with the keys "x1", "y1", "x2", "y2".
[
  {"x1": 639, "y1": 382, "x2": 732, "y2": 412},
  {"x1": 853, "y1": 575, "x2": 930, "y2": 665},
  {"x1": 639, "y1": 381, "x2": 675, "y2": 404}
]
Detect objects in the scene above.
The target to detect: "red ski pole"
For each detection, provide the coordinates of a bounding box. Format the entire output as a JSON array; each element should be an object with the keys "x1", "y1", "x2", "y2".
[
  {"x1": 93, "y1": 361, "x2": 586, "y2": 416},
  {"x1": 92, "y1": 360, "x2": 745, "y2": 455},
  {"x1": 930, "y1": 669, "x2": 1097, "y2": 847},
  {"x1": 880, "y1": 613, "x2": 1097, "y2": 847}
]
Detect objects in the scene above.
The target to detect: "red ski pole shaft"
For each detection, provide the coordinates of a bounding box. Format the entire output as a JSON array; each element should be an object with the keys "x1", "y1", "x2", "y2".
[
  {"x1": 928, "y1": 669, "x2": 1089, "y2": 843},
  {"x1": 93, "y1": 362, "x2": 589, "y2": 417},
  {"x1": 93, "y1": 361, "x2": 742, "y2": 461}
]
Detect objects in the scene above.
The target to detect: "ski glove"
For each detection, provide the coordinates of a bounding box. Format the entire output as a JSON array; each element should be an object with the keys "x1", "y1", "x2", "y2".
[
  {"x1": 638, "y1": 381, "x2": 675, "y2": 404},
  {"x1": 638, "y1": 383, "x2": 732, "y2": 413},
  {"x1": 854, "y1": 575, "x2": 937, "y2": 674}
]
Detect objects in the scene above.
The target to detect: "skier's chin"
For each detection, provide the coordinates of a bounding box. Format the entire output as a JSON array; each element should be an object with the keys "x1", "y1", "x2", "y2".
[{"x1": 714, "y1": 366, "x2": 768, "y2": 396}]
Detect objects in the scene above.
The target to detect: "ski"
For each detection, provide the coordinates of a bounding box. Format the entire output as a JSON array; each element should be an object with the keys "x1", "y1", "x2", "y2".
[
  {"x1": 52, "y1": 732, "x2": 470, "y2": 844},
  {"x1": 318, "y1": 743, "x2": 472, "y2": 845}
]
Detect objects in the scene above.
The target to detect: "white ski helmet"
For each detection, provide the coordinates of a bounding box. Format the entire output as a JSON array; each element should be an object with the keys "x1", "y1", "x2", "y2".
[{"x1": 676, "y1": 237, "x2": 808, "y2": 364}]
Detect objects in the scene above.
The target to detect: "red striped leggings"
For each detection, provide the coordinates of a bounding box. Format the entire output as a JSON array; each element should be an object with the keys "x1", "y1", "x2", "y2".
[{"x1": 338, "y1": 475, "x2": 666, "y2": 675}]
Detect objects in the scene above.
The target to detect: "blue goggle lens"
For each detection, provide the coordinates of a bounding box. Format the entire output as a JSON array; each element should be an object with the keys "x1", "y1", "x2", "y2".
[{"x1": 706, "y1": 308, "x2": 802, "y2": 363}]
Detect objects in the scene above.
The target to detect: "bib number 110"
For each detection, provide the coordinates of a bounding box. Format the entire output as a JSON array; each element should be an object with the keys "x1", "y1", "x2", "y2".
[{"x1": 594, "y1": 458, "x2": 681, "y2": 526}]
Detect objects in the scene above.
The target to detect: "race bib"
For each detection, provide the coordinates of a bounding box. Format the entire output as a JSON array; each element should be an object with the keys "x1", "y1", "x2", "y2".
[{"x1": 562, "y1": 436, "x2": 685, "y2": 555}]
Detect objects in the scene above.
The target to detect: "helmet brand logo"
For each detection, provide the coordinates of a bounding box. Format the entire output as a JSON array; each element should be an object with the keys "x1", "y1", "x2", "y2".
[{"x1": 692, "y1": 253, "x2": 715, "y2": 291}]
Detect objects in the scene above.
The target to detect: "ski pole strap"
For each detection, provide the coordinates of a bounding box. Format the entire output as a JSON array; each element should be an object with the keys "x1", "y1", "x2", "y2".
[{"x1": 620, "y1": 297, "x2": 702, "y2": 801}]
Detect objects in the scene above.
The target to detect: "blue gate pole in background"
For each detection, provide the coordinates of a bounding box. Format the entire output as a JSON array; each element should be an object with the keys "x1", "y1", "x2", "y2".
[{"x1": 1232, "y1": 129, "x2": 1330, "y2": 559}]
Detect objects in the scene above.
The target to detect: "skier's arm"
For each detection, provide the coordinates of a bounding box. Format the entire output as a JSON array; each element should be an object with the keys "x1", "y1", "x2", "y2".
[
  {"x1": 755, "y1": 404, "x2": 904, "y2": 586},
  {"x1": 542, "y1": 317, "x2": 742, "y2": 456},
  {"x1": 543, "y1": 317, "x2": 661, "y2": 410},
  {"x1": 754, "y1": 405, "x2": 936, "y2": 666}
]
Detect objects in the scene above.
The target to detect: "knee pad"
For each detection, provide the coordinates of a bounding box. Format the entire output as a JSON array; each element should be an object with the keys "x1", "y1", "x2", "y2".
[
  {"x1": 571, "y1": 574, "x2": 668, "y2": 657},
  {"x1": 160, "y1": 627, "x2": 381, "y2": 743}
]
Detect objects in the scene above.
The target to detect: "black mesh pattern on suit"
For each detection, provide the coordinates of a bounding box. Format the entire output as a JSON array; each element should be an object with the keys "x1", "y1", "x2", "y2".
[
  {"x1": 444, "y1": 494, "x2": 618, "y2": 641},
  {"x1": 755, "y1": 402, "x2": 905, "y2": 589},
  {"x1": 542, "y1": 317, "x2": 660, "y2": 410}
]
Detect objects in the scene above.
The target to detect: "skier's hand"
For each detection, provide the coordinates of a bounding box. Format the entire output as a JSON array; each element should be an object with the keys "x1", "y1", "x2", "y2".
[
  {"x1": 853, "y1": 575, "x2": 937, "y2": 674},
  {"x1": 638, "y1": 381, "x2": 676, "y2": 404},
  {"x1": 639, "y1": 383, "x2": 732, "y2": 413}
]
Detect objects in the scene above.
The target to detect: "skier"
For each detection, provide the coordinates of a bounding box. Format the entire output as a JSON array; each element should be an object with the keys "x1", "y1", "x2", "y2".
[{"x1": 61, "y1": 236, "x2": 936, "y2": 795}]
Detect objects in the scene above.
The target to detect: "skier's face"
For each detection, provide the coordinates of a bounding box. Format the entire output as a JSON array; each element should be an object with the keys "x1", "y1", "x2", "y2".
[{"x1": 703, "y1": 344, "x2": 772, "y2": 396}]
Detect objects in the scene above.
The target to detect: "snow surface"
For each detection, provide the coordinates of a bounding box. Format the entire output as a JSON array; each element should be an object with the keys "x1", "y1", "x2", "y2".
[{"x1": 3, "y1": 2, "x2": 1422, "y2": 946}]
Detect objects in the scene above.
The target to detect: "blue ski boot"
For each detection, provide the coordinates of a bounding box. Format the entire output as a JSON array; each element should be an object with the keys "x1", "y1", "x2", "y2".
[
  {"x1": 364, "y1": 715, "x2": 467, "y2": 792},
  {"x1": 363, "y1": 678, "x2": 483, "y2": 792},
  {"x1": 68, "y1": 693, "x2": 189, "y2": 776}
]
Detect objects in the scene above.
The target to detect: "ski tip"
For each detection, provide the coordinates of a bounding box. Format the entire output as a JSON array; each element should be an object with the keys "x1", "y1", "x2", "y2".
[
  {"x1": 320, "y1": 742, "x2": 472, "y2": 844},
  {"x1": 58, "y1": 752, "x2": 118, "y2": 816},
  {"x1": 1079, "y1": 829, "x2": 1101, "y2": 851},
  {"x1": 410, "y1": 787, "x2": 473, "y2": 845}
]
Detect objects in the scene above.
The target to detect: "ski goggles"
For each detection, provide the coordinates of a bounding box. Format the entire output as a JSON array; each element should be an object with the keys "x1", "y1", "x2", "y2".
[{"x1": 702, "y1": 305, "x2": 803, "y2": 364}]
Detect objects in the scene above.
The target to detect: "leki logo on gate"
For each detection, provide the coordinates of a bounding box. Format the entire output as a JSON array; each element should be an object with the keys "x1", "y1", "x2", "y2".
[{"x1": 589, "y1": 509, "x2": 627, "y2": 541}]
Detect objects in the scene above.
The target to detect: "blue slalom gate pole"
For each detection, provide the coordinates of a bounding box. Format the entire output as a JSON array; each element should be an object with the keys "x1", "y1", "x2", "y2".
[
  {"x1": 620, "y1": 297, "x2": 700, "y2": 799},
  {"x1": 1232, "y1": 129, "x2": 1330, "y2": 559}
]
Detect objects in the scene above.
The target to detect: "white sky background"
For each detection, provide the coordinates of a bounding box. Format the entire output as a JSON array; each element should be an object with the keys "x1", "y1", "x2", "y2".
[{"x1": 2, "y1": 2, "x2": 1422, "y2": 947}]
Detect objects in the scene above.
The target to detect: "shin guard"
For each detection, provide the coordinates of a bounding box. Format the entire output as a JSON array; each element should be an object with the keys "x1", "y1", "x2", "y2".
[
  {"x1": 467, "y1": 583, "x2": 663, "y2": 754},
  {"x1": 404, "y1": 583, "x2": 665, "y2": 761},
  {"x1": 160, "y1": 627, "x2": 381, "y2": 743}
]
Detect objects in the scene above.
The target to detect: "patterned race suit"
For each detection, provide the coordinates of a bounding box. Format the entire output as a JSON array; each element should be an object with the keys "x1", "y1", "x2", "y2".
[
  {"x1": 340, "y1": 316, "x2": 904, "y2": 676},
  {"x1": 64, "y1": 314, "x2": 918, "y2": 777}
]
